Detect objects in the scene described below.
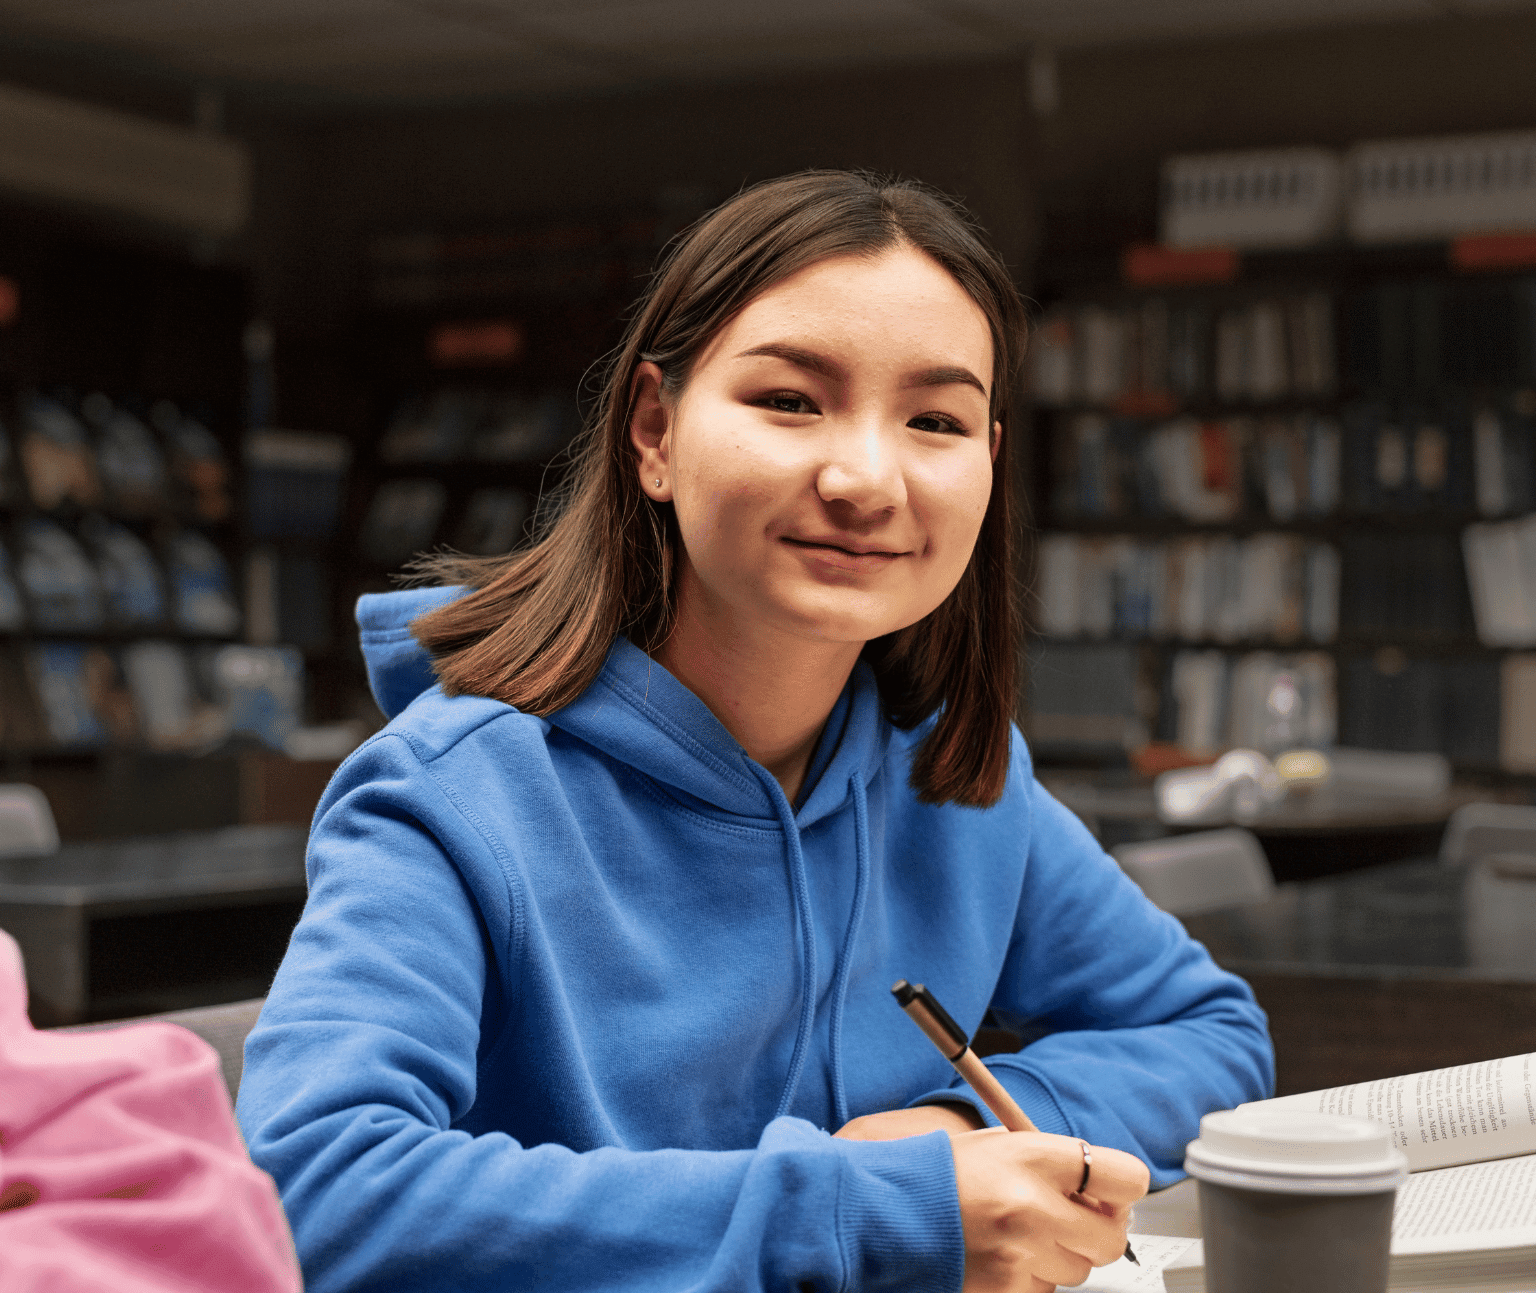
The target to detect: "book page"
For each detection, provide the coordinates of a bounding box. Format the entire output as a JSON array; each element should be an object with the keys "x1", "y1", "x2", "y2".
[
  {"x1": 1074, "y1": 1235, "x2": 1200, "y2": 1292},
  {"x1": 1245, "y1": 1052, "x2": 1536, "y2": 1172},
  {"x1": 1391, "y1": 1153, "x2": 1536, "y2": 1255}
]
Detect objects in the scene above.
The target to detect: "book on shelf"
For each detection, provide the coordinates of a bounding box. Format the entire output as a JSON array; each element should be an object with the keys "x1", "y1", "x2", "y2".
[
  {"x1": 1051, "y1": 412, "x2": 1342, "y2": 525},
  {"x1": 1500, "y1": 655, "x2": 1536, "y2": 774},
  {"x1": 1343, "y1": 655, "x2": 1446, "y2": 755},
  {"x1": 1025, "y1": 642, "x2": 1146, "y2": 756},
  {"x1": 1035, "y1": 532, "x2": 1339, "y2": 647},
  {"x1": 81, "y1": 515, "x2": 166, "y2": 627},
  {"x1": 452, "y1": 488, "x2": 531, "y2": 556},
  {"x1": 245, "y1": 429, "x2": 351, "y2": 542},
  {"x1": 0, "y1": 541, "x2": 25, "y2": 631},
  {"x1": 244, "y1": 550, "x2": 333, "y2": 653},
  {"x1": 17, "y1": 519, "x2": 106, "y2": 632},
  {"x1": 1029, "y1": 291, "x2": 1335, "y2": 410},
  {"x1": 1341, "y1": 531, "x2": 1471, "y2": 643},
  {"x1": 1164, "y1": 648, "x2": 1335, "y2": 756},
  {"x1": 377, "y1": 389, "x2": 574, "y2": 466},
  {"x1": 120, "y1": 641, "x2": 228, "y2": 752},
  {"x1": 1151, "y1": 1052, "x2": 1536, "y2": 1293},
  {"x1": 359, "y1": 478, "x2": 447, "y2": 567},
  {"x1": 0, "y1": 421, "x2": 21, "y2": 508},
  {"x1": 1471, "y1": 406, "x2": 1536, "y2": 518},
  {"x1": 164, "y1": 529, "x2": 241, "y2": 638},
  {"x1": 18, "y1": 393, "x2": 103, "y2": 512},
  {"x1": 153, "y1": 402, "x2": 232, "y2": 525},
  {"x1": 1050, "y1": 400, "x2": 1535, "y2": 528},
  {"x1": 1341, "y1": 277, "x2": 1536, "y2": 394},
  {"x1": 14, "y1": 392, "x2": 230, "y2": 524},
  {"x1": 1464, "y1": 515, "x2": 1536, "y2": 647},
  {"x1": 1027, "y1": 640, "x2": 1338, "y2": 761},
  {"x1": 82, "y1": 394, "x2": 170, "y2": 518}
]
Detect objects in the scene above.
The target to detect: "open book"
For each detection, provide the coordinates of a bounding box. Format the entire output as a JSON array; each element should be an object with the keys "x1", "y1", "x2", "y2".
[{"x1": 1081, "y1": 1052, "x2": 1536, "y2": 1293}]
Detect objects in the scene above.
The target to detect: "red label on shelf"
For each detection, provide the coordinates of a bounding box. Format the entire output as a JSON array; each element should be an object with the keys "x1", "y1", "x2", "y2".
[
  {"x1": 428, "y1": 318, "x2": 525, "y2": 366},
  {"x1": 1121, "y1": 243, "x2": 1239, "y2": 287},
  {"x1": 1449, "y1": 231, "x2": 1536, "y2": 273}
]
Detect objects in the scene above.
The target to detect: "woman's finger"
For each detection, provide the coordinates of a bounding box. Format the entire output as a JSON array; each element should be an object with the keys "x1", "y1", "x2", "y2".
[
  {"x1": 1051, "y1": 1194, "x2": 1136, "y2": 1270},
  {"x1": 990, "y1": 1158, "x2": 1135, "y2": 1278},
  {"x1": 966, "y1": 1131, "x2": 1149, "y2": 1210},
  {"x1": 1073, "y1": 1143, "x2": 1150, "y2": 1209},
  {"x1": 1037, "y1": 1138, "x2": 1149, "y2": 1210}
]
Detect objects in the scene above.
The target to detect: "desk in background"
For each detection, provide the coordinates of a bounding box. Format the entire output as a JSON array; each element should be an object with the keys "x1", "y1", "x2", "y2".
[
  {"x1": 0, "y1": 825, "x2": 307, "y2": 1027},
  {"x1": 1042, "y1": 772, "x2": 1497, "y2": 881},
  {"x1": 1180, "y1": 855, "x2": 1536, "y2": 1096}
]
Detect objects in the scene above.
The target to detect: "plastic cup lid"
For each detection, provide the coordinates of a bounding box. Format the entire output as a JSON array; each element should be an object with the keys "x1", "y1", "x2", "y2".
[{"x1": 1185, "y1": 1108, "x2": 1409, "y2": 1195}]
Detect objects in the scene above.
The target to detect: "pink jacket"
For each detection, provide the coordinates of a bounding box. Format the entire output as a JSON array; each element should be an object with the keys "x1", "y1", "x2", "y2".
[{"x1": 0, "y1": 930, "x2": 301, "y2": 1291}]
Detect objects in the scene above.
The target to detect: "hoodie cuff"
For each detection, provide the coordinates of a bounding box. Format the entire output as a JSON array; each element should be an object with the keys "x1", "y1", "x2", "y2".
[
  {"x1": 832, "y1": 1130, "x2": 963, "y2": 1293},
  {"x1": 907, "y1": 1062, "x2": 1074, "y2": 1136}
]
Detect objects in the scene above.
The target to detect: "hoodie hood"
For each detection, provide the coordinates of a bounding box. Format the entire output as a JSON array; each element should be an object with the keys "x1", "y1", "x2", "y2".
[
  {"x1": 355, "y1": 587, "x2": 892, "y2": 833},
  {"x1": 357, "y1": 586, "x2": 468, "y2": 722}
]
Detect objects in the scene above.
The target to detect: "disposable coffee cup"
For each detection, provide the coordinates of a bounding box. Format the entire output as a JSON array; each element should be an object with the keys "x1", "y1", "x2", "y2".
[{"x1": 1184, "y1": 1108, "x2": 1408, "y2": 1293}]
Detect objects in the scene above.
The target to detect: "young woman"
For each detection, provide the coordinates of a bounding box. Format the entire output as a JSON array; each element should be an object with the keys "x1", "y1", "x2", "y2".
[{"x1": 237, "y1": 171, "x2": 1273, "y2": 1293}]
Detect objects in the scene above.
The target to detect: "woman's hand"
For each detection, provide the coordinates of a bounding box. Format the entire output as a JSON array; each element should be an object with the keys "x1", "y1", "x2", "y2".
[
  {"x1": 951, "y1": 1129, "x2": 1148, "y2": 1293},
  {"x1": 833, "y1": 1103, "x2": 984, "y2": 1141}
]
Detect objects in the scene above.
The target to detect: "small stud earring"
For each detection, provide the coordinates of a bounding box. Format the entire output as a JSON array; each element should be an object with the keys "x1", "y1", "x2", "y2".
[{"x1": 654, "y1": 478, "x2": 662, "y2": 488}]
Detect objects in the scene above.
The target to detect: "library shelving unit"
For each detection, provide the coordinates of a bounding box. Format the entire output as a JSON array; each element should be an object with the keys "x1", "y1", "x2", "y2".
[
  {"x1": 1024, "y1": 238, "x2": 1536, "y2": 784},
  {"x1": 299, "y1": 204, "x2": 696, "y2": 724},
  {"x1": 0, "y1": 207, "x2": 259, "y2": 839}
]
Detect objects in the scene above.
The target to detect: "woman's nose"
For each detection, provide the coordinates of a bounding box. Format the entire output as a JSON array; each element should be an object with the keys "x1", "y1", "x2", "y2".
[{"x1": 815, "y1": 418, "x2": 907, "y2": 515}]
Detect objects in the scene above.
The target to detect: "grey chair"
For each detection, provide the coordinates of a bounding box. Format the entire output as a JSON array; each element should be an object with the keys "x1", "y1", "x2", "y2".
[
  {"x1": 1439, "y1": 802, "x2": 1536, "y2": 868},
  {"x1": 0, "y1": 783, "x2": 59, "y2": 859},
  {"x1": 1112, "y1": 827, "x2": 1275, "y2": 916},
  {"x1": 57, "y1": 998, "x2": 266, "y2": 1102}
]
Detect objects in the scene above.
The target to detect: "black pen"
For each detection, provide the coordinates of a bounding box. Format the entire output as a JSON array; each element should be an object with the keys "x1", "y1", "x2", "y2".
[{"x1": 892, "y1": 980, "x2": 1139, "y2": 1268}]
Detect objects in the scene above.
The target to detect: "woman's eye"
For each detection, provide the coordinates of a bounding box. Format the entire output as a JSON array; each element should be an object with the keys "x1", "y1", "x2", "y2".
[
  {"x1": 760, "y1": 392, "x2": 816, "y2": 415},
  {"x1": 909, "y1": 413, "x2": 967, "y2": 435}
]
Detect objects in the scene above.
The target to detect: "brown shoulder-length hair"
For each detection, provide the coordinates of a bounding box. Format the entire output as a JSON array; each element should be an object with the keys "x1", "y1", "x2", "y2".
[{"x1": 411, "y1": 170, "x2": 1027, "y2": 807}]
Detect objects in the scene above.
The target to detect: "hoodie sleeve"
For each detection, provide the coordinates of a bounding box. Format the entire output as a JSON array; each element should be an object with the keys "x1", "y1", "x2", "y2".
[
  {"x1": 912, "y1": 738, "x2": 1275, "y2": 1188},
  {"x1": 236, "y1": 735, "x2": 964, "y2": 1293}
]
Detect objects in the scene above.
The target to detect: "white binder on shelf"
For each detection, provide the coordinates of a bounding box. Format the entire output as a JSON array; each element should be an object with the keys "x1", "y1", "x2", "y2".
[
  {"x1": 1348, "y1": 129, "x2": 1536, "y2": 243},
  {"x1": 1161, "y1": 147, "x2": 1344, "y2": 249}
]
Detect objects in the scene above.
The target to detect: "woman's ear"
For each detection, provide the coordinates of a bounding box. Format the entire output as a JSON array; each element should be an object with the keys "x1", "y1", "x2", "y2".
[
  {"x1": 990, "y1": 420, "x2": 1002, "y2": 465},
  {"x1": 629, "y1": 361, "x2": 673, "y2": 501}
]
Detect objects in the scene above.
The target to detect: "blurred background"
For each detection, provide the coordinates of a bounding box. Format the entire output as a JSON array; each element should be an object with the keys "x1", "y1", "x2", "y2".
[{"x1": 3, "y1": 0, "x2": 1536, "y2": 1091}]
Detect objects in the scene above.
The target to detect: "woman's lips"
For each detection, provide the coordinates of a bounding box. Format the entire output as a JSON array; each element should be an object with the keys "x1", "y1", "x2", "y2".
[{"x1": 782, "y1": 536, "x2": 906, "y2": 574}]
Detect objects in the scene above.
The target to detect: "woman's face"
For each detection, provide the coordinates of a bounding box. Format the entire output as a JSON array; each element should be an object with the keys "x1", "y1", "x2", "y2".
[{"x1": 631, "y1": 244, "x2": 998, "y2": 648}]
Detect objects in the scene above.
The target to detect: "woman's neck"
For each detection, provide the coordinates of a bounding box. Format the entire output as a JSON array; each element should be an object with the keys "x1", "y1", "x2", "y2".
[{"x1": 653, "y1": 582, "x2": 863, "y2": 806}]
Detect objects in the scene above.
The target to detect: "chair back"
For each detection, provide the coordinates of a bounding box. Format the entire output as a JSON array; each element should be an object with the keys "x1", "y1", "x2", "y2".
[
  {"x1": 59, "y1": 998, "x2": 265, "y2": 1102},
  {"x1": 0, "y1": 784, "x2": 59, "y2": 858},
  {"x1": 1113, "y1": 827, "x2": 1274, "y2": 915},
  {"x1": 1439, "y1": 801, "x2": 1536, "y2": 868}
]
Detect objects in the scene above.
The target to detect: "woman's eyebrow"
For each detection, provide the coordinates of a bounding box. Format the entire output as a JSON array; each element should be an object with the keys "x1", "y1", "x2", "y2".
[
  {"x1": 735, "y1": 344, "x2": 987, "y2": 399},
  {"x1": 734, "y1": 342, "x2": 843, "y2": 380},
  {"x1": 907, "y1": 366, "x2": 988, "y2": 398}
]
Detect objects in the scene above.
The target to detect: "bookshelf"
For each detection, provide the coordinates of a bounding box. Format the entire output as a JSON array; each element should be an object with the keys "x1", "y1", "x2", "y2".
[
  {"x1": 1024, "y1": 239, "x2": 1536, "y2": 780},
  {"x1": 287, "y1": 204, "x2": 696, "y2": 727},
  {"x1": 0, "y1": 211, "x2": 270, "y2": 832}
]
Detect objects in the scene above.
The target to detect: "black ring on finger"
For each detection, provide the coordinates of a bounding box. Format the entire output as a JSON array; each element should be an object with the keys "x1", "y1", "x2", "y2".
[{"x1": 1077, "y1": 1140, "x2": 1092, "y2": 1195}]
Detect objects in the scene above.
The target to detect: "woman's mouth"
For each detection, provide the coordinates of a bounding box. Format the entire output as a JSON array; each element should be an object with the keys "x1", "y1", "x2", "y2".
[{"x1": 782, "y1": 536, "x2": 906, "y2": 573}]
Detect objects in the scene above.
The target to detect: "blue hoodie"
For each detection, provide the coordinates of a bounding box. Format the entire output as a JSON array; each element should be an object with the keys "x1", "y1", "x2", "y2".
[{"x1": 237, "y1": 587, "x2": 1273, "y2": 1293}]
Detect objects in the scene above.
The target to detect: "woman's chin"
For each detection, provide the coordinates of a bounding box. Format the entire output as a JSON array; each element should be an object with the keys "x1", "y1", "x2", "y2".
[{"x1": 765, "y1": 596, "x2": 931, "y2": 648}]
